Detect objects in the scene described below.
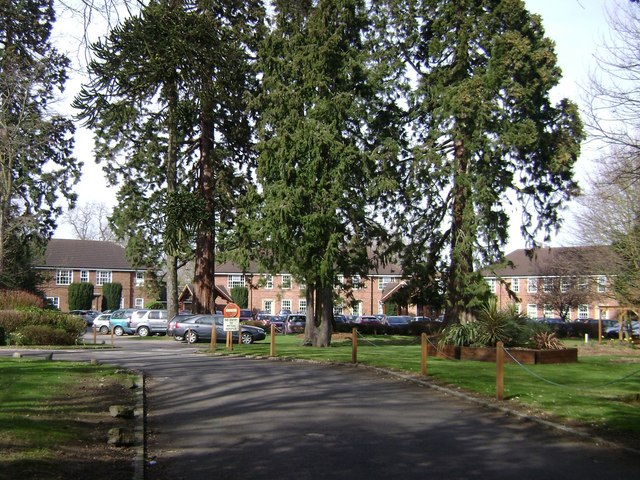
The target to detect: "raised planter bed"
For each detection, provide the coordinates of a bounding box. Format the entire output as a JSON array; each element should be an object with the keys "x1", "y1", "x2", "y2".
[{"x1": 428, "y1": 344, "x2": 577, "y2": 364}]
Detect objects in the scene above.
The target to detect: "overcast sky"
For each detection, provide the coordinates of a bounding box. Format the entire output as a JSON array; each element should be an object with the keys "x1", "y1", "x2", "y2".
[{"x1": 52, "y1": 0, "x2": 616, "y2": 250}]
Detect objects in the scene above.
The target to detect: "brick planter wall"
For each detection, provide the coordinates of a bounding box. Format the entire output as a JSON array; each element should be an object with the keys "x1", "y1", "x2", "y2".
[{"x1": 428, "y1": 344, "x2": 578, "y2": 364}]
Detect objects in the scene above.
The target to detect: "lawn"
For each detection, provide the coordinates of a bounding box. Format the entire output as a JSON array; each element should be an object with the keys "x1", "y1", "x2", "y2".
[
  {"x1": 213, "y1": 333, "x2": 640, "y2": 447},
  {"x1": 0, "y1": 358, "x2": 138, "y2": 480}
]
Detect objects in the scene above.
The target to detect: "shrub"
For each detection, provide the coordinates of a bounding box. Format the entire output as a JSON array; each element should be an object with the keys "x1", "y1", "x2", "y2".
[
  {"x1": 102, "y1": 283, "x2": 122, "y2": 311},
  {"x1": 0, "y1": 325, "x2": 5, "y2": 346},
  {"x1": 438, "y1": 322, "x2": 481, "y2": 347},
  {"x1": 0, "y1": 289, "x2": 45, "y2": 309},
  {"x1": 0, "y1": 309, "x2": 86, "y2": 345},
  {"x1": 407, "y1": 321, "x2": 446, "y2": 336},
  {"x1": 532, "y1": 330, "x2": 565, "y2": 350},
  {"x1": 68, "y1": 283, "x2": 94, "y2": 311},
  {"x1": 231, "y1": 287, "x2": 249, "y2": 308},
  {"x1": 146, "y1": 301, "x2": 165, "y2": 309},
  {"x1": 11, "y1": 325, "x2": 78, "y2": 346}
]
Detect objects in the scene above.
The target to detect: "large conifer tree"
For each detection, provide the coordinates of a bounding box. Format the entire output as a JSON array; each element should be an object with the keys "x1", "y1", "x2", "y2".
[
  {"x1": 379, "y1": 0, "x2": 584, "y2": 323},
  {"x1": 0, "y1": 0, "x2": 79, "y2": 288},
  {"x1": 254, "y1": 0, "x2": 399, "y2": 346}
]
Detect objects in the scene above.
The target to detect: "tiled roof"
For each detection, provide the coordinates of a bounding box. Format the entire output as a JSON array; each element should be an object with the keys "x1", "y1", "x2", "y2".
[
  {"x1": 485, "y1": 245, "x2": 616, "y2": 278},
  {"x1": 35, "y1": 239, "x2": 135, "y2": 271}
]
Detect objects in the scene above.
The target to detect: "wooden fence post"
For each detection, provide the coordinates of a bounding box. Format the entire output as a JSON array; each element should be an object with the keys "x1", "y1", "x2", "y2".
[
  {"x1": 270, "y1": 324, "x2": 276, "y2": 357},
  {"x1": 352, "y1": 327, "x2": 358, "y2": 364},
  {"x1": 496, "y1": 341, "x2": 504, "y2": 401},
  {"x1": 421, "y1": 333, "x2": 428, "y2": 376}
]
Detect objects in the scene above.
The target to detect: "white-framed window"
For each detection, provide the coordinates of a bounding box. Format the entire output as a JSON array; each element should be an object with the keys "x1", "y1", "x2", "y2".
[
  {"x1": 527, "y1": 304, "x2": 538, "y2": 319},
  {"x1": 46, "y1": 297, "x2": 60, "y2": 309},
  {"x1": 597, "y1": 276, "x2": 607, "y2": 293},
  {"x1": 281, "y1": 275, "x2": 292, "y2": 289},
  {"x1": 96, "y1": 270, "x2": 112, "y2": 286},
  {"x1": 353, "y1": 301, "x2": 363, "y2": 316},
  {"x1": 299, "y1": 299, "x2": 307, "y2": 312},
  {"x1": 263, "y1": 275, "x2": 273, "y2": 289},
  {"x1": 598, "y1": 308, "x2": 609, "y2": 320},
  {"x1": 560, "y1": 278, "x2": 570, "y2": 293},
  {"x1": 578, "y1": 277, "x2": 588, "y2": 291},
  {"x1": 543, "y1": 278, "x2": 553, "y2": 293},
  {"x1": 281, "y1": 299, "x2": 292, "y2": 311},
  {"x1": 578, "y1": 304, "x2": 589, "y2": 319},
  {"x1": 352, "y1": 275, "x2": 362, "y2": 289},
  {"x1": 333, "y1": 302, "x2": 343, "y2": 315},
  {"x1": 80, "y1": 270, "x2": 89, "y2": 283},
  {"x1": 487, "y1": 278, "x2": 496, "y2": 294},
  {"x1": 135, "y1": 271, "x2": 145, "y2": 286},
  {"x1": 543, "y1": 304, "x2": 554, "y2": 317},
  {"x1": 134, "y1": 298, "x2": 144, "y2": 308},
  {"x1": 336, "y1": 274, "x2": 345, "y2": 287},
  {"x1": 527, "y1": 278, "x2": 537, "y2": 293},
  {"x1": 263, "y1": 299, "x2": 273, "y2": 314},
  {"x1": 511, "y1": 278, "x2": 520, "y2": 293},
  {"x1": 379, "y1": 276, "x2": 398, "y2": 291},
  {"x1": 228, "y1": 275, "x2": 244, "y2": 289},
  {"x1": 56, "y1": 269, "x2": 72, "y2": 285}
]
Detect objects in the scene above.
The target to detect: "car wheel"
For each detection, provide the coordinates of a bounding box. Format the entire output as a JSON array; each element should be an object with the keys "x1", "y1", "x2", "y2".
[
  {"x1": 185, "y1": 330, "x2": 198, "y2": 344},
  {"x1": 99, "y1": 325, "x2": 109, "y2": 335},
  {"x1": 114, "y1": 326, "x2": 124, "y2": 336},
  {"x1": 174, "y1": 335, "x2": 184, "y2": 341},
  {"x1": 137, "y1": 326, "x2": 150, "y2": 337},
  {"x1": 241, "y1": 332, "x2": 253, "y2": 344}
]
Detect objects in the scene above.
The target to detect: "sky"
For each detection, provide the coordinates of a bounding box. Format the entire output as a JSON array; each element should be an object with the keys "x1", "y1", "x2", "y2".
[{"x1": 52, "y1": 0, "x2": 616, "y2": 251}]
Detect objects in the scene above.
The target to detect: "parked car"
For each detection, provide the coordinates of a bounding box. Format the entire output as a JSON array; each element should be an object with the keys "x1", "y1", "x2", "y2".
[
  {"x1": 166, "y1": 313, "x2": 196, "y2": 341},
  {"x1": 239, "y1": 309, "x2": 254, "y2": 322},
  {"x1": 284, "y1": 313, "x2": 306, "y2": 334},
  {"x1": 604, "y1": 321, "x2": 640, "y2": 339},
  {"x1": 269, "y1": 315, "x2": 286, "y2": 333},
  {"x1": 109, "y1": 308, "x2": 140, "y2": 336},
  {"x1": 92, "y1": 313, "x2": 112, "y2": 334},
  {"x1": 129, "y1": 309, "x2": 169, "y2": 336},
  {"x1": 354, "y1": 315, "x2": 385, "y2": 325},
  {"x1": 69, "y1": 309, "x2": 100, "y2": 327},
  {"x1": 172, "y1": 314, "x2": 266, "y2": 344},
  {"x1": 411, "y1": 316, "x2": 432, "y2": 323},
  {"x1": 385, "y1": 315, "x2": 412, "y2": 334}
]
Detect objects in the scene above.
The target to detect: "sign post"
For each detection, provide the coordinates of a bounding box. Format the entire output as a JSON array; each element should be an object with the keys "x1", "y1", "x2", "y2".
[{"x1": 223, "y1": 303, "x2": 241, "y2": 351}]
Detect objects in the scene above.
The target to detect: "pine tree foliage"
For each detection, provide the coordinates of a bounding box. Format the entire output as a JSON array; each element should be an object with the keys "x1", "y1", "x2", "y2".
[
  {"x1": 377, "y1": 0, "x2": 584, "y2": 322},
  {"x1": 0, "y1": 0, "x2": 79, "y2": 287},
  {"x1": 73, "y1": 0, "x2": 264, "y2": 315},
  {"x1": 253, "y1": 0, "x2": 401, "y2": 346}
]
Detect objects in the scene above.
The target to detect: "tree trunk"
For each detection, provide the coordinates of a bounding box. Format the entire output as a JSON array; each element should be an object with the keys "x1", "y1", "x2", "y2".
[
  {"x1": 445, "y1": 138, "x2": 474, "y2": 325},
  {"x1": 303, "y1": 283, "x2": 315, "y2": 345},
  {"x1": 313, "y1": 283, "x2": 333, "y2": 347},
  {"x1": 192, "y1": 92, "x2": 217, "y2": 314},
  {"x1": 165, "y1": 77, "x2": 179, "y2": 319}
]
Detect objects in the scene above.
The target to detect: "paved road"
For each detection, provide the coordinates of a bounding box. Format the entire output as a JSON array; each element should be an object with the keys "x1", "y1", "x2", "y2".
[{"x1": 4, "y1": 336, "x2": 638, "y2": 479}]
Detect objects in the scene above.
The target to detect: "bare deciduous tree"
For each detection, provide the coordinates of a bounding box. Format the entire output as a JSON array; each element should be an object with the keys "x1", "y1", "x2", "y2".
[{"x1": 62, "y1": 201, "x2": 116, "y2": 242}]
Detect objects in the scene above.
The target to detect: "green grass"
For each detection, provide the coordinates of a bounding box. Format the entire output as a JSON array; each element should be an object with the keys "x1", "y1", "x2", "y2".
[
  {"x1": 0, "y1": 358, "x2": 135, "y2": 462},
  {"x1": 215, "y1": 334, "x2": 640, "y2": 443}
]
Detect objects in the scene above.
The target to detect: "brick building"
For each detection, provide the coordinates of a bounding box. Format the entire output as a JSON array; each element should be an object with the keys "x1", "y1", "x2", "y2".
[
  {"x1": 483, "y1": 247, "x2": 621, "y2": 321},
  {"x1": 180, "y1": 259, "x2": 407, "y2": 316},
  {"x1": 34, "y1": 239, "x2": 147, "y2": 312}
]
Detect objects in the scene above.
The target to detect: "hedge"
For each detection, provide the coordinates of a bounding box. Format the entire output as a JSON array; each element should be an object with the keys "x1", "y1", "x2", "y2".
[
  {"x1": 0, "y1": 309, "x2": 86, "y2": 346},
  {"x1": 0, "y1": 290, "x2": 44, "y2": 310}
]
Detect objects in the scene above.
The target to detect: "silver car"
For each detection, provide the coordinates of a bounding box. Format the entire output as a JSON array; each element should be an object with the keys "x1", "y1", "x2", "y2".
[{"x1": 129, "y1": 309, "x2": 169, "y2": 337}]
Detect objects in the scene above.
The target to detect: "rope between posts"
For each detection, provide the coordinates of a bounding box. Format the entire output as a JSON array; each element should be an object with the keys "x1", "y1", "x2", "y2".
[
  {"x1": 425, "y1": 335, "x2": 459, "y2": 361},
  {"x1": 502, "y1": 345, "x2": 640, "y2": 390}
]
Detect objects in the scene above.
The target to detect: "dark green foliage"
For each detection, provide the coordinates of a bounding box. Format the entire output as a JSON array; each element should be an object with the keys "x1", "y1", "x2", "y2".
[
  {"x1": 0, "y1": 325, "x2": 5, "y2": 345},
  {"x1": 0, "y1": 309, "x2": 86, "y2": 345},
  {"x1": 377, "y1": 0, "x2": 584, "y2": 322},
  {"x1": 385, "y1": 301, "x2": 398, "y2": 316},
  {"x1": 145, "y1": 301, "x2": 164, "y2": 309},
  {"x1": 0, "y1": 0, "x2": 79, "y2": 284},
  {"x1": 101, "y1": 283, "x2": 122, "y2": 311},
  {"x1": 231, "y1": 287, "x2": 249, "y2": 309},
  {"x1": 67, "y1": 283, "x2": 94, "y2": 311}
]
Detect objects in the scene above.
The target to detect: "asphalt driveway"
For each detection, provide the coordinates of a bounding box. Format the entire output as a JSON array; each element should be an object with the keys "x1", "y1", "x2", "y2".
[{"x1": 4, "y1": 338, "x2": 638, "y2": 479}]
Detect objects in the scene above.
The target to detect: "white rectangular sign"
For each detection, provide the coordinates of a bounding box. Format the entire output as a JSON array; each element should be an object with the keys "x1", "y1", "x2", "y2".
[{"x1": 223, "y1": 317, "x2": 240, "y2": 332}]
